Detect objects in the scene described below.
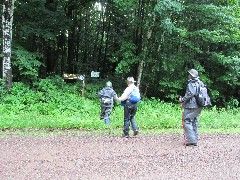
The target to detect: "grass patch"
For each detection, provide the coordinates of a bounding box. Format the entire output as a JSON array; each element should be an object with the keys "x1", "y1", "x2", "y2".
[{"x1": 0, "y1": 80, "x2": 239, "y2": 136}]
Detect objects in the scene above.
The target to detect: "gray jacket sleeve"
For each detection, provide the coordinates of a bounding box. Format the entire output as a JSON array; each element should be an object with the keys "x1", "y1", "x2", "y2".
[
  {"x1": 183, "y1": 81, "x2": 199, "y2": 108},
  {"x1": 111, "y1": 90, "x2": 118, "y2": 101},
  {"x1": 97, "y1": 89, "x2": 104, "y2": 98},
  {"x1": 183, "y1": 83, "x2": 197, "y2": 101}
]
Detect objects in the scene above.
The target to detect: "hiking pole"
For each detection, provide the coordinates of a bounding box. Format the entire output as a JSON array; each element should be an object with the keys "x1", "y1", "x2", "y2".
[{"x1": 180, "y1": 96, "x2": 186, "y2": 147}]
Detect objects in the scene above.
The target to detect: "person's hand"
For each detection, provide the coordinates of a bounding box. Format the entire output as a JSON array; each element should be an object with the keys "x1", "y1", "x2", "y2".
[{"x1": 179, "y1": 97, "x2": 183, "y2": 103}]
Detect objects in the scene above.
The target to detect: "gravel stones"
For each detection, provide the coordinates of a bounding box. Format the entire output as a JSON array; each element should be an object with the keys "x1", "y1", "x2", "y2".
[{"x1": 0, "y1": 134, "x2": 239, "y2": 179}]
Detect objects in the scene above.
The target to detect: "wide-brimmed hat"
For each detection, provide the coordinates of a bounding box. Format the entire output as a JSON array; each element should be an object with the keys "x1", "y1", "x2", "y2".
[
  {"x1": 188, "y1": 69, "x2": 199, "y2": 78},
  {"x1": 127, "y1": 77, "x2": 136, "y2": 83}
]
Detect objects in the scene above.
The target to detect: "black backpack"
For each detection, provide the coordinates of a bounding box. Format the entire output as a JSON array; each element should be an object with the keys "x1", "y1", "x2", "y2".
[{"x1": 195, "y1": 81, "x2": 211, "y2": 107}]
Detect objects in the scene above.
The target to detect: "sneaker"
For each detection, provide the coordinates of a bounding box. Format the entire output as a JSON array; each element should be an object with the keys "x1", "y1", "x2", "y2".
[{"x1": 133, "y1": 131, "x2": 139, "y2": 136}]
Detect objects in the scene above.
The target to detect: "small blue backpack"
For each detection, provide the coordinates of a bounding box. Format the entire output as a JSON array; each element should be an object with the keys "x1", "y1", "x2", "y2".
[{"x1": 129, "y1": 87, "x2": 141, "y2": 103}]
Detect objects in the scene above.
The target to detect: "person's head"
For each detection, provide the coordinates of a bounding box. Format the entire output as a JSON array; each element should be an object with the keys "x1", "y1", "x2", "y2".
[
  {"x1": 126, "y1": 77, "x2": 136, "y2": 85},
  {"x1": 106, "y1": 81, "x2": 112, "y2": 87},
  {"x1": 188, "y1": 69, "x2": 199, "y2": 79}
]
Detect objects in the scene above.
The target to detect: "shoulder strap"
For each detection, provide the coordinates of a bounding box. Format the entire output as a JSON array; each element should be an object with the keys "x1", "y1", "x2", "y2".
[
  {"x1": 130, "y1": 86, "x2": 136, "y2": 94},
  {"x1": 195, "y1": 81, "x2": 201, "y2": 95}
]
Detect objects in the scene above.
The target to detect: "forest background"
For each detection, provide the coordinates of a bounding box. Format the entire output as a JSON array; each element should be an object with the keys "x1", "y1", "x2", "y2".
[{"x1": 0, "y1": 0, "x2": 239, "y2": 131}]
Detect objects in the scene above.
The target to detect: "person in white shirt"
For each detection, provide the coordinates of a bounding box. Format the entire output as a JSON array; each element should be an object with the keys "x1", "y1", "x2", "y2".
[{"x1": 116, "y1": 77, "x2": 139, "y2": 138}]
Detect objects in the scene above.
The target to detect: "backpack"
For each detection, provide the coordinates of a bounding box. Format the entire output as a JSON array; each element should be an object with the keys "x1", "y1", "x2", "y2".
[
  {"x1": 195, "y1": 81, "x2": 211, "y2": 107},
  {"x1": 129, "y1": 87, "x2": 141, "y2": 103},
  {"x1": 101, "y1": 97, "x2": 112, "y2": 105},
  {"x1": 99, "y1": 87, "x2": 114, "y2": 106}
]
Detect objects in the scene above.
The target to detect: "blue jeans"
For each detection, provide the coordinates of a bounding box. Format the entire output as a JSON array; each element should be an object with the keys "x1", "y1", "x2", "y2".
[{"x1": 123, "y1": 101, "x2": 138, "y2": 135}]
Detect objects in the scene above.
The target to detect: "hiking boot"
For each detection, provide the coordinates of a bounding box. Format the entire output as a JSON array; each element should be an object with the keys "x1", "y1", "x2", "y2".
[
  {"x1": 122, "y1": 134, "x2": 129, "y2": 138},
  {"x1": 186, "y1": 143, "x2": 197, "y2": 146},
  {"x1": 133, "y1": 131, "x2": 139, "y2": 136}
]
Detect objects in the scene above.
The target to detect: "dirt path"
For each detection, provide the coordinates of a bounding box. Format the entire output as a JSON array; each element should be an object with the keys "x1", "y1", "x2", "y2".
[{"x1": 0, "y1": 133, "x2": 240, "y2": 180}]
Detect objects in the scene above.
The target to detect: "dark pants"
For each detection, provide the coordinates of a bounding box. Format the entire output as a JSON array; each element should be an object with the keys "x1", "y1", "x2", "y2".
[
  {"x1": 123, "y1": 101, "x2": 138, "y2": 135},
  {"x1": 183, "y1": 108, "x2": 202, "y2": 144}
]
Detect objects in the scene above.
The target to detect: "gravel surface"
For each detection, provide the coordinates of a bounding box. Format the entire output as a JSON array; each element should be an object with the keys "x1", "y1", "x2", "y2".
[{"x1": 0, "y1": 133, "x2": 240, "y2": 180}]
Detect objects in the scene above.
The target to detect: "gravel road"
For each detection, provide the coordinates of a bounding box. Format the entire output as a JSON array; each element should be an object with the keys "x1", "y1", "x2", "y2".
[{"x1": 0, "y1": 133, "x2": 240, "y2": 180}]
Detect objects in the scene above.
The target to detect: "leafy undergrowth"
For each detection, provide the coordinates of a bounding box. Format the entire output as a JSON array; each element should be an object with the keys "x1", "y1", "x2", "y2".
[{"x1": 0, "y1": 78, "x2": 239, "y2": 132}]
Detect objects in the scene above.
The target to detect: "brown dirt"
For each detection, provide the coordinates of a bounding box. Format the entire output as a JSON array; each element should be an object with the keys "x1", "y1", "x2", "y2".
[{"x1": 0, "y1": 132, "x2": 240, "y2": 180}]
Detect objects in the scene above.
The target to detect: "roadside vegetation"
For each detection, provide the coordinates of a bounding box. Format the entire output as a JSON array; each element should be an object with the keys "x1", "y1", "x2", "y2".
[
  {"x1": 1, "y1": 1, "x2": 239, "y2": 137},
  {"x1": 0, "y1": 77, "x2": 239, "y2": 135}
]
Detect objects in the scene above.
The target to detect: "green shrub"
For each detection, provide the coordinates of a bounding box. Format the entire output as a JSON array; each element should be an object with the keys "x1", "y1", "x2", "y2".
[{"x1": 0, "y1": 78, "x2": 239, "y2": 132}]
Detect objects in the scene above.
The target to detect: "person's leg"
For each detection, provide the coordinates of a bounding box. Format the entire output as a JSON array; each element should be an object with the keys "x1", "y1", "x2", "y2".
[
  {"x1": 192, "y1": 119, "x2": 198, "y2": 140},
  {"x1": 123, "y1": 105, "x2": 131, "y2": 137},
  {"x1": 192, "y1": 108, "x2": 202, "y2": 140},
  {"x1": 130, "y1": 118, "x2": 138, "y2": 131},
  {"x1": 100, "y1": 106, "x2": 105, "y2": 120},
  {"x1": 104, "y1": 107, "x2": 112, "y2": 125},
  {"x1": 184, "y1": 119, "x2": 197, "y2": 145},
  {"x1": 183, "y1": 109, "x2": 198, "y2": 145},
  {"x1": 129, "y1": 103, "x2": 138, "y2": 135}
]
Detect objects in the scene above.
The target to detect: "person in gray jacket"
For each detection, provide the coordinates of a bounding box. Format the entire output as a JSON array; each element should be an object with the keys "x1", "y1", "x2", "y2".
[
  {"x1": 97, "y1": 81, "x2": 118, "y2": 125},
  {"x1": 179, "y1": 69, "x2": 203, "y2": 146}
]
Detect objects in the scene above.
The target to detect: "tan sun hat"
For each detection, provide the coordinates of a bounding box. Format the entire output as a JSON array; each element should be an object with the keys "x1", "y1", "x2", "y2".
[{"x1": 127, "y1": 77, "x2": 136, "y2": 83}]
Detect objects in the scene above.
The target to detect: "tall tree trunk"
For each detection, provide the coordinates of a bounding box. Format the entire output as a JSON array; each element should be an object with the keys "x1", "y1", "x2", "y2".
[
  {"x1": 2, "y1": 0, "x2": 14, "y2": 90},
  {"x1": 136, "y1": 0, "x2": 145, "y2": 88},
  {"x1": 103, "y1": 2, "x2": 112, "y2": 74},
  {"x1": 67, "y1": 28, "x2": 75, "y2": 73},
  {"x1": 98, "y1": 2, "x2": 105, "y2": 74},
  {"x1": 137, "y1": 60, "x2": 144, "y2": 87},
  {"x1": 66, "y1": 1, "x2": 75, "y2": 73}
]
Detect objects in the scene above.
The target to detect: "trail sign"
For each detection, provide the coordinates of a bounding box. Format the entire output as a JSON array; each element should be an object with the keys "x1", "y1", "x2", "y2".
[{"x1": 91, "y1": 71, "x2": 100, "y2": 78}]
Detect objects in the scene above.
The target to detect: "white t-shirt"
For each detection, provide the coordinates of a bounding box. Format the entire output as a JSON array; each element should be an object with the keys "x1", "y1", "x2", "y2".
[{"x1": 118, "y1": 84, "x2": 136, "y2": 101}]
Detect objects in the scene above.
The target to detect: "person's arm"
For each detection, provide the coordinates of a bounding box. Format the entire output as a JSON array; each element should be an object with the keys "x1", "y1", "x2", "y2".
[
  {"x1": 182, "y1": 83, "x2": 197, "y2": 102},
  {"x1": 112, "y1": 90, "x2": 118, "y2": 101},
  {"x1": 117, "y1": 86, "x2": 132, "y2": 102},
  {"x1": 97, "y1": 89, "x2": 104, "y2": 98}
]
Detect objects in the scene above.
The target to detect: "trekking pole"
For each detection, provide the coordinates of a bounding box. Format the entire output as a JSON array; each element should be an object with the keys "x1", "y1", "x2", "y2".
[{"x1": 180, "y1": 96, "x2": 186, "y2": 147}]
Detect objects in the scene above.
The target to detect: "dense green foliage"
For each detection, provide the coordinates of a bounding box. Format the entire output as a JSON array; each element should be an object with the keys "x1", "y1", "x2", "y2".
[
  {"x1": 0, "y1": 78, "x2": 239, "y2": 131},
  {"x1": 0, "y1": 0, "x2": 239, "y2": 107}
]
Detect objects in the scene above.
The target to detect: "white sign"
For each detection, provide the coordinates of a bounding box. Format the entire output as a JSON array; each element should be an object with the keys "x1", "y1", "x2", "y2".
[
  {"x1": 79, "y1": 75, "x2": 85, "y2": 80},
  {"x1": 91, "y1": 71, "x2": 100, "y2": 78}
]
